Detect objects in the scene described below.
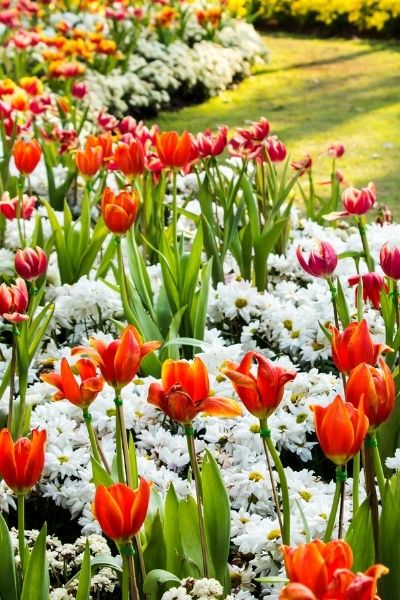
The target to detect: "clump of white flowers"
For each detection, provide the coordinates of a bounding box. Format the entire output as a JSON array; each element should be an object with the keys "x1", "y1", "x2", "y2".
[{"x1": 162, "y1": 578, "x2": 224, "y2": 599}]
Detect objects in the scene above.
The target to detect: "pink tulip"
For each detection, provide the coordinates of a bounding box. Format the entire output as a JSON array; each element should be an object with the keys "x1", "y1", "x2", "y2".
[
  {"x1": 380, "y1": 243, "x2": 400, "y2": 280},
  {"x1": 15, "y1": 247, "x2": 47, "y2": 281},
  {"x1": 0, "y1": 278, "x2": 29, "y2": 323},
  {"x1": 296, "y1": 239, "x2": 338, "y2": 278}
]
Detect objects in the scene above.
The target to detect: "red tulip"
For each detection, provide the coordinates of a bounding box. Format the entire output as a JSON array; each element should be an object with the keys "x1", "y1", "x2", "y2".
[
  {"x1": 72, "y1": 325, "x2": 160, "y2": 391},
  {"x1": 340, "y1": 183, "x2": 376, "y2": 216},
  {"x1": 266, "y1": 136, "x2": 287, "y2": 162},
  {"x1": 223, "y1": 351, "x2": 296, "y2": 419},
  {"x1": 291, "y1": 155, "x2": 312, "y2": 173},
  {"x1": 93, "y1": 479, "x2": 150, "y2": 543},
  {"x1": 236, "y1": 117, "x2": 270, "y2": 142},
  {"x1": 330, "y1": 319, "x2": 391, "y2": 375},
  {"x1": 348, "y1": 272, "x2": 387, "y2": 310},
  {"x1": 72, "y1": 81, "x2": 87, "y2": 99},
  {"x1": 148, "y1": 357, "x2": 242, "y2": 424},
  {"x1": 13, "y1": 139, "x2": 41, "y2": 175},
  {"x1": 155, "y1": 130, "x2": 194, "y2": 169},
  {"x1": 15, "y1": 246, "x2": 47, "y2": 281},
  {"x1": 0, "y1": 193, "x2": 36, "y2": 220},
  {"x1": 327, "y1": 143, "x2": 345, "y2": 159},
  {"x1": 101, "y1": 187, "x2": 139, "y2": 234},
  {"x1": 380, "y1": 242, "x2": 400, "y2": 280},
  {"x1": 296, "y1": 240, "x2": 338, "y2": 278},
  {"x1": 41, "y1": 357, "x2": 104, "y2": 409},
  {"x1": 345, "y1": 359, "x2": 395, "y2": 430},
  {"x1": 312, "y1": 395, "x2": 368, "y2": 466},
  {"x1": 113, "y1": 140, "x2": 145, "y2": 176},
  {"x1": 0, "y1": 278, "x2": 29, "y2": 323},
  {"x1": 0, "y1": 428, "x2": 46, "y2": 494},
  {"x1": 196, "y1": 126, "x2": 228, "y2": 158}
]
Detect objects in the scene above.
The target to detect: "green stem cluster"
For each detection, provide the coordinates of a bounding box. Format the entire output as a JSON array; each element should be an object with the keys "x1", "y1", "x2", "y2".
[{"x1": 324, "y1": 466, "x2": 347, "y2": 542}]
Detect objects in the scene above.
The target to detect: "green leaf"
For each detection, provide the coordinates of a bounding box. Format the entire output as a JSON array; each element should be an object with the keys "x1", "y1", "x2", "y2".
[
  {"x1": 91, "y1": 457, "x2": 115, "y2": 487},
  {"x1": 345, "y1": 498, "x2": 374, "y2": 571},
  {"x1": 128, "y1": 434, "x2": 138, "y2": 489},
  {"x1": 163, "y1": 485, "x2": 183, "y2": 576},
  {"x1": 143, "y1": 511, "x2": 167, "y2": 573},
  {"x1": 191, "y1": 260, "x2": 213, "y2": 344},
  {"x1": 178, "y1": 496, "x2": 202, "y2": 578},
  {"x1": 76, "y1": 541, "x2": 91, "y2": 600},
  {"x1": 0, "y1": 513, "x2": 17, "y2": 600},
  {"x1": 335, "y1": 278, "x2": 350, "y2": 328},
  {"x1": 379, "y1": 474, "x2": 400, "y2": 600},
  {"x1": 201, "y1": 450, "x2": 230, "y2": 588},
  {"x1": 143, "y1": 569, "x2": 181, "y2": 600},
  {"x1": 20, "y1": 523, "x2": 49, "y2": 600}
]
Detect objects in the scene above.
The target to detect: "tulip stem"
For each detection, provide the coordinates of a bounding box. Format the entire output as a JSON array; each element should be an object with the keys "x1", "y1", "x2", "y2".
[
  {"x1": 327, "y1": 278, "x2": 347, "y2": 390},
  {"x1": 368, "y1": 434, "x2": 386, "y2": 501},
  {"x1": 358, "y1": 216, "x2": 375, "y2": 272},
  {"x1": 121, "y1": 544, "x2": 140, "y2": 600},
  {"x1": 17, "y1": 494, "x2": 26, "y2": 576},
  {"x1": 83, "y1": 410, "x2": 110, "y2": 472},
  {"x1": 114, "y1": 396, "x2": 125, "y2": 484},
  {"x1": 185, "y1": 426, "x2": 210, "y2": 578},
  {"x1": 259, "y1": 420, "x2": 284, "y2": 539},
  {"x1": 16, "y1": 176, "x2": 26, "y2": 248},
  {"x1": 324, "y1": 467, "x2": 346, "y2": 542},
  {"x1": 260, "y1": 420, "x2": 290, "y2": 545},
  {"x1": 115, "y1": 394, "x2": 147, "y2": 583},
  {"x1": 364, "y1": 441, "x2": 380, "y2": 561},
  {"x1": 6, "y1": 331, "x2": 17, "y2": 431},
  {"x1": 352, "y1": 452, "x2": 360, "y2": 515}
]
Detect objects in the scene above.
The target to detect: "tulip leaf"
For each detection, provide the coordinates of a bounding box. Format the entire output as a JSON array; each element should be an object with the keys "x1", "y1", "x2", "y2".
[
  {"x1": 178, "y1": 496, "x2": 202, "y2": 578},
  {"x1": 345, "y1": 498, "x2": 374, "y2": 571},
  {"x1": 0, "y1": 512, "x2": 18, "y2": 600},
  {"x1": 377, "y1": 397, "x2": 400, "y2": 477},
  {"x1": 143, "y1": 510, "x2": 167, "y2": 573},
  {"x1": 164, "y1": 485, "x2": 183, "y2": 577},
  {"x1": 191, "y1": 260, "x2": 213, "y2": 346},
  {"x1": 335, "y1": 278, "x2": 350, "y2": 328},
  {"x1": 201, "y1": 449, "x2": 230, "y2": 589},
  {"x1": 128, "y1": 434, "x2": 139, "y2": 489},
  {"x1": 76, "y1": 541, "x2": 91, "y2": 600},
  {"x1": 91, "y1": 457, "x2": 115, "y2": 486},
  {"x1": 143, "y1": 569, "x2": 181, "y2": 600},
  {"x1": 20, "y1": 523, "x2": 49, "y2": 600},
  {"x1": 379, "y1": 473, "x2": 400, "y2": 600}
]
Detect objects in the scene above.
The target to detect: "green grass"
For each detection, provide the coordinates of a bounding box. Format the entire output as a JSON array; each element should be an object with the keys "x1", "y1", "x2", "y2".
[{"x1": 153, "y1": 33, "x2": 400, "y2": 210}]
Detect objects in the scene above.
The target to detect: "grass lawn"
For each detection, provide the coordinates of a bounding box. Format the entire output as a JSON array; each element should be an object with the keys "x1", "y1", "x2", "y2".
[{"x1": 153, "y1": 33, "x2": 400, "y2": 211}]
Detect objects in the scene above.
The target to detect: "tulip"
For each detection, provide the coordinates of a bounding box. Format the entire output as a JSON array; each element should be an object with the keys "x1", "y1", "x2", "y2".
[
  {"x1": 345, "y1": 359, "x2": 395, "y2": 430},
  {"x1": 155, "y1": 130, "x2": 194, "y2": 169},
  {"x1": 0, "y1": 428, "x2": 46, "y2": 494},
  {"x1": 296, "y1": 239, "x2": 338, "y2": 278},
  {"x1": 113, "y1": 140, "x2": 145, "y2": 176},
  {"x1": 101, "y1": 187, "x2": 139, "y2": 234},
  {"x1": 222, "y1": 351, "x2": 296, "y2": 419},
  {"x1": 341, "y1": 183, "x2": 376, "y2": 216},
  {"x1": 76, "y1": 145, "x2": 103, "y2": 177},
  {"x1": 13, "y1": 139, "x2": 41, "y2": 175},
  {"x1": 266, "y1": 136, "x2": 287, "y2": 162},
  {"x1": 281, "y1": 539, "x2": 353, "y2": 598},
  {"x1": 330, "y1": 319, "x2": 391, "y2": 375},
  {"x1": 291, "y1": 155, "x2": 312, "y2": 173},
  {"x1": 312, "y1": 395, "x2": 368, "y2": 466},
  {"x1": 93, "y1": 479, "x2": 150, "y2": 543},
  {"x1": 0, "y1": 192, "x2": 36, "y2": 220},
  {"x1": 72, "y1": 81, "x2": 87, "y2": 99},
  {"x1": 97, "y1": 110, "x2": 119, "y2": 131},
  {"x1": 348, "y1": 272, "x2": 387, "y2": 310},
  {"x1": 41, "y1": 357, "x2": 104, "y2": 409},
  {"x1": 148, "y1": 357, "x2": 242, "y2": 424},
  {"x1": 0, "y1": 278, "x2": 29, "y2": 323},
  {"x1": 72, "y1": 325, "x2": 160, "y2": 391},
  {"x1": 380, "y1": 242, "x2": 400, "y2": 280},
  {"x1": 327, "y1": 143, "x2": 345, "y2": 159},
  {"x1": 15, "y1": 246, "x2": 47, "y2": 281},
  {"x1": 196, "y1": 126, "x2": 228, "y2": 158},
  {"x1": 86, "y1": 133, "x2": 113, "y2": 163},
  {"x1": 19, "y1": 76, "x2": 43, "y2": 96},
  {"x1": 237, "y1": 117, "x2": 270, "y2": 142}
]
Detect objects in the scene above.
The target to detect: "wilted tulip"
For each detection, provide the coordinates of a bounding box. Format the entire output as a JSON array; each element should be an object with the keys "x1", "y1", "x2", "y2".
[
  {"x1": 327, "y1": 143, "x2": 345, "y2": 159},
  {"x1": 348, "y1": 272, "x2": 387, "y2": 310}
]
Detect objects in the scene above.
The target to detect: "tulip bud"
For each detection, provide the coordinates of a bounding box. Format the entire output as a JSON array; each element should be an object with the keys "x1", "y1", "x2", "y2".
[
  {"x1": 15, "y1": 246, "x2": 47, "y2": 281},
  {"x1": 13, "y1": 139, "x2": 42, "y2": 175},
  {"x1": 0, "y1": 278, "x2": 29, "y2": 323},
  {"x1": 296, "y1": 239, "x2": 338, "y2": 278},
  {"x1": 342, "y1": 183, "x2": 376, "y2": 216},
  {"x1": 380, "y1": 242, "x2": 400, "y2": 280},
  {"x1": 327, "y1": 143, "x2": 345, "y2": 158},
  {"x1": 72, "y1": 81, "x2": 88, "y2": 99}
]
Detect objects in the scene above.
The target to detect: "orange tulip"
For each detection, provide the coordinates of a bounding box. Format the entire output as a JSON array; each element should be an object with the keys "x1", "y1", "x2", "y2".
[
  {"x1": 101, "y1": 187, "x2": 138, "y2": 234},
  {"x1": 113, "y1": 140, "x2": 145, "y2": 176},
  {"x1": 281, "y1": 539, "x2": 353, "y2": 598},
  {"x1": 222, "y1": 351, "x2": 296, "y2": 419},
  {"x1": 86, "y1": 133, "x2": 113, "y2": 163},
  {"x1": 311, "y1": 395, "x2": 368, "y2": 466},
  {"x1": 76, "y1": 145, "x2": 103, "y2": 177},
  {"x1": 41, "y1": 357, "x2": 104, "y2": 409},
  {"x1": 155, "y1": 130, "x2": 194, "y2": 169},
  {"x1": 72, "y1": 325, "x2": 160, "y2": 391},
  {"x1": 330, "y1": 319, "x2": 391, "y2": 375},
  {"x1": 0, "y1": 428, "x2": 46, "y2": 494},
  {"x1": 93, "y1": 479, "x2": 150, "y2": 543},
  {"x1": 13, "y1": 139, "x2": 42, "y2": 175},
  {"x1": 345, "y1": 359, "x2": 395, "y2": 430},
  {"x1": 148, "y1": 357, "x2": 242, "y2": 424}
]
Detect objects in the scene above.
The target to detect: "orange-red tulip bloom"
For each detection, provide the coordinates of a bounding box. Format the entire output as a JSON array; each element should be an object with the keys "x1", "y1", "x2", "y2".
[
  {"x1": 13, "y1": 139, "x2": 42, "y2": 175},
  {"x1": 101, "y1": 187, "x2": 139, "y2": 234},
  {"x1": 148, "y1": 357, "x2": 242, "y2": 424},
  {"x1": 0, "y1": 428, "x2": 46, "y2": 494},
  {"x1": 86, "y1": 133, "x2": 113, "y2": 163},
  {"x1": 113, "y1": 140, "x2": 145, "y2": 176},
  {"x1": 93, "y1": 479, "x2": 150, "y2": 543},
  {"x1": 312, "y1": 395, "x2": 368, "y2": 466},
  {"x1": 155, "y1": 130, "x2": 194, "y2": 169},
  {"x1": 72, "y1": 325, "x2": 160, "y2": 391},
  {"x1": 41, "y1": 357, "x2": 104, "y2": 409},
  {"x1": 345, "y1": 358, "x2": 395, "y2": 430},
  {"x1": 330, "y1": 319, "x2": 391, "y2": 375},
  {"x1": 0, "y1": 278, "x2": 29, "y2": 323},
  {"x1": 76, "y1": 145, "x2": 103, "y2": 177},
  {"x1": 222, "y1": 351, "x2": 296, "y2": 419},
  {"x1": 281, "y1": 539, "x2": 353, "y2": 598}
]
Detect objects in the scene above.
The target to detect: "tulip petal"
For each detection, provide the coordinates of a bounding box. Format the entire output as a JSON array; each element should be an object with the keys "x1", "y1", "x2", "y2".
[{"x1": 197, "y1": 395, "x2": 243, "y2": 418}]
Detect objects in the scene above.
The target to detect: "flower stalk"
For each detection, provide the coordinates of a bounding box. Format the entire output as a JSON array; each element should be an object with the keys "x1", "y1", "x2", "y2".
[{"x1": 17, "y1": 494, "x2": 26, "y2": 575}]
